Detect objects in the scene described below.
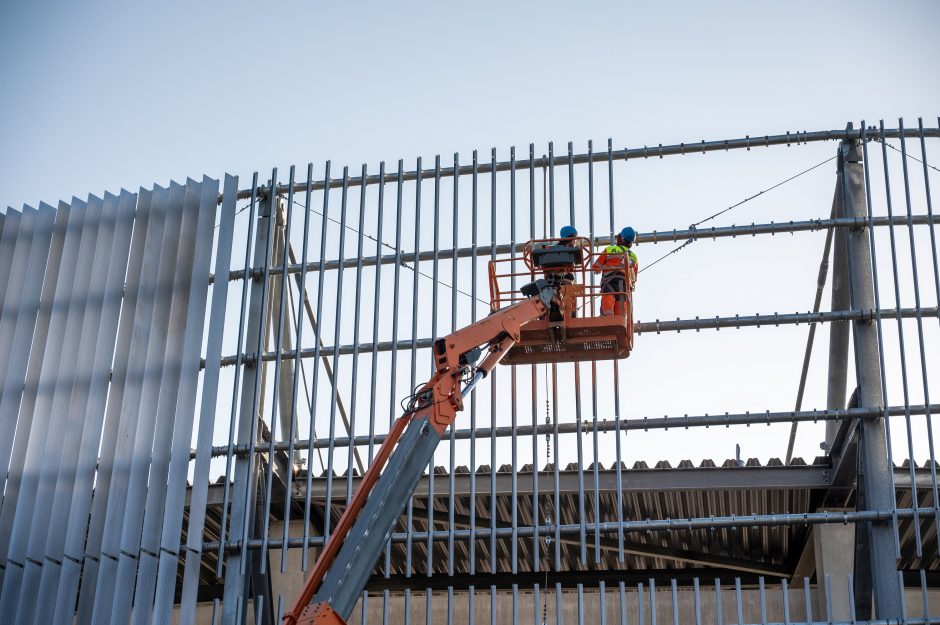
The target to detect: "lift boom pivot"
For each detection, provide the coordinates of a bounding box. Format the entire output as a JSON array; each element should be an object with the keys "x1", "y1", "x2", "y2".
[{"x1": 283, "y1": 280, "x2": 555, "y2": 625}]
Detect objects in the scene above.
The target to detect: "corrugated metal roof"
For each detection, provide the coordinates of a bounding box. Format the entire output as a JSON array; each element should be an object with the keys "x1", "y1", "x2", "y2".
[{"x1": 181, "y1": 456, "x2": 940, "y2": 594}]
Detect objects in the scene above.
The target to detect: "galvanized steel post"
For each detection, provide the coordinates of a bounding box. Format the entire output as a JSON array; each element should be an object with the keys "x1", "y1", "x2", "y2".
[
  {"x1": 841, "y1": 133, "x2": 902, "y2": 617},
  {"x1": 223, "y1": 186, "x2": 276, "y2": 625},
  {"x1": 826, "y1": 158, "x2": 849, "y2": 446}
]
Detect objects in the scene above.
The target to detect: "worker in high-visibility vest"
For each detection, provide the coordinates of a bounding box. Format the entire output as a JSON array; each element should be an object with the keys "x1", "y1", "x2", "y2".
[{"x1": 591, "y1": 227, "x2": 638, "y2": 316}]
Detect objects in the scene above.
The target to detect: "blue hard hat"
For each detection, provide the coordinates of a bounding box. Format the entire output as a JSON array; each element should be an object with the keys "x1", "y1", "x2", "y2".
[
  {"x1": 619, "y1": 226, "x2": 636, "y2": 243},
  {"x1": 560, "y1": 225, "x2": 578, "y2": 238}
]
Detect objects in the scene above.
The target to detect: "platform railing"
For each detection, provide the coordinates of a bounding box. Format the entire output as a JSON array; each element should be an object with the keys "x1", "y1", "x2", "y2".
[{"x1": 488, "y1": 237, "x2": 636, "y2": 325}]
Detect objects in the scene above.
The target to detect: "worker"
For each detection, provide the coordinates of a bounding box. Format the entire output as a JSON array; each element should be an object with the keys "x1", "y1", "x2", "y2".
[
  {"x1": 621, "y1": 226, "x2": 638, "y2": 284},
  {"x1": 541, "y1": 225, "x2": 585, "y2": 320},
  {"x1": 592, "y1": 226, "x2": 638, "y2": 316},
  {"x1": 544, "y1": 225, "x2": 584, "y2": 287}
]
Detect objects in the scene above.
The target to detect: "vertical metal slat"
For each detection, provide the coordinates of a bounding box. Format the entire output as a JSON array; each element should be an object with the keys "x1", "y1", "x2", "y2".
[
  {"x1": 0, "y1": 203, "x2": 79, "y2": 614},
  {"x1": 24, "y1": 192, "x2": 131, "y2": 625},
  {"x1": 150, "y1": 176, "x2": 221, "y2": 623},
  {"x1": 76, "y1": 188, "x2": 162, "y2": 622},
  {"x1": 178, "y1": 174, "x2": 239, "y2": 624}
]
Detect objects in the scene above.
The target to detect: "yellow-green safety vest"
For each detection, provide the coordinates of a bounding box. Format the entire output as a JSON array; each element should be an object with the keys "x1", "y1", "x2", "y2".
[{"x1": 603, "y1": 245, "x2": 637, "y2": 265}]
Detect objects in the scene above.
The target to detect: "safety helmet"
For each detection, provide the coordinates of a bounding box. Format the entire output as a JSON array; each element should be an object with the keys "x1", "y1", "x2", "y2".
[
  {"x1": 619, "y1": 226, "x2": 636, "y2": 243},
  {"x1": 560, "y1": 225, "x2": 578, "y2": 238}
]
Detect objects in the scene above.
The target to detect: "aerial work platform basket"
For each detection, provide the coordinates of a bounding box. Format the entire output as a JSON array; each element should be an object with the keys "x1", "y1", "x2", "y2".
[{"x1": 488, "y1": 237, "x2": 635, "y2": 365}]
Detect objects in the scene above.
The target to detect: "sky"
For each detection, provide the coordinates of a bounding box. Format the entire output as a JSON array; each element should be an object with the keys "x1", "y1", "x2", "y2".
[
  {"x1": 2, "y1": 0, "x2": 939, "y2": 210},
  {"x1": 1, "y1": 0, "x2": 939, "y2": 470}
]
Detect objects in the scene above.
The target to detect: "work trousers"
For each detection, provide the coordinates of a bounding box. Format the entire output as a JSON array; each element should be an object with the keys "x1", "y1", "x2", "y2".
[{"x1": 599, "y1": 272, "x2": 627, "y2": 316}]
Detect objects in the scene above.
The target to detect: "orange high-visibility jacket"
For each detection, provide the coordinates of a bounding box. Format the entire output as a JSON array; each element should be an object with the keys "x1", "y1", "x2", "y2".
[{"x1": 592, "y1": 245, "x2": 637, "y2": 272}]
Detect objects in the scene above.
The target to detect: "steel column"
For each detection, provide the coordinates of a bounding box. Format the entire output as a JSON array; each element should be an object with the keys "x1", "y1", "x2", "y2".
[
  {"x1": 841, "y1": 136, "x2": 902, "y2": 616},
  {"x1": 223, "y1": 187, "x2": 276, "y2": 625}
]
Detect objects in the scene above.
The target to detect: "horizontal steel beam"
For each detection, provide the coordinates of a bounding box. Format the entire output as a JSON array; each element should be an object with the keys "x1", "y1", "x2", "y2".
[
  {"x1": 195, "y1": 569, "x2": 940, "y2": 596},
  {"x1": 429, "y1": 506, "x2": 789, "y2": 576},
  {"x1": 309, "y1": 464, "x2": 829, "y2": 497},
  {"x1": 226, "y1": 126, "x2": 940, "y2": 201},
  {"x1": 301, "y1": 466, "x2": 938, "y2": 499},
  {"x1": 189, "y1": 567, "x2": 940, "y2": 596},
  {"x1": 203, "y1": 403, "x2": 940, "y2": 457},
  {"x1": 216, "y1": 306, "x2": 938, "y2": 367},
  {"x1": 204, "y1": 506, "x2": 938, "y2": 552},
  {"x1": 635, "y1": 305, "x2": 938, "y2": 335},
  {"x1": 366, "y1": 569, "x2": 940, "y2": 593},
  {"x1": 368, "y1": 569, "x2": 780, "y2": 592},
  {"x1": 219, "y1": 214, "x2": 940, "y2": 282},
  {"x1": 190, "y1": 465, "x2": 935, "y2": 508},
  {"x1": 193, "y1": 465, "x2": 830, "y2": 507}
]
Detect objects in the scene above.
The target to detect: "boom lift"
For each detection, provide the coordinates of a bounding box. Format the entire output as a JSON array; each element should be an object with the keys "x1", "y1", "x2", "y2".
[
  {"x1": 490, "y1": 236, "x2": 634, "y2": 364},
  {"x1": 282, "y1": 279, "x2": 554, "y2": 625},
  {"x1": 284, "y1": 240, "x2": 634, "y2": 625}
]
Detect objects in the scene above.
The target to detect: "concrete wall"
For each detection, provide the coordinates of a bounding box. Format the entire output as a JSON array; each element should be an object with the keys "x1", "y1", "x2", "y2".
[
  {"x1": 187, "y1": 521, "x2": 940, "y2": 624},
  {"x1": 189, "y1": 586, "x2": 940, "y2": 625},
  {"x1": 340, "y1": 587, "x2": 940, "y2": 625}
]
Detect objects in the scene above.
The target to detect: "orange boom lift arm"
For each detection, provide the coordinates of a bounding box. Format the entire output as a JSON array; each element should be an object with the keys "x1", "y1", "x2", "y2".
[{"x1": 283, "y1": 280, "x2": 555, "y2": 625}]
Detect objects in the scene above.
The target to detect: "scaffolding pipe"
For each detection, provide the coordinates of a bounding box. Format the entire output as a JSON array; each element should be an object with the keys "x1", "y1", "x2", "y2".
[
  {"x1": 203, "y1": 506, "x2": 940, "y2": 553},
  {"x1": 201, "y1": 403, "x2": 940, "y2": 458},
  {"x1": 224, "y1": 127, "x2": 940, "y2": 202},
  {"x1": 785, "y1": 201, "x2": 837, "y2": 462},
  {"x1": 218, "y1": 214, "x2": 940, "y2": 283},
  {"x1": 214, "y1": 306, "x2": 938, "y2": 368}
]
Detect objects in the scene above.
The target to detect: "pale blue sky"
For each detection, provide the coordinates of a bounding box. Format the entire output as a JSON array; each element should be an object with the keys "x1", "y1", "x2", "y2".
[
  {"x1": 2, "y1": 0, "x2": 938, "y2": 210},
  {"x1": 1, "y1": 0, "x2": 939, "y2": 467}
]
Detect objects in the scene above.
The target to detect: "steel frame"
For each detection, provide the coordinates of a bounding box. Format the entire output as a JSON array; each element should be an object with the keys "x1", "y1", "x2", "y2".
[
  {"x1": 1, "y1": 121, "x2": 940, "y2": 625},
  {"x1": 208, "y1": 120, "x2": 940, "y2": 625}
]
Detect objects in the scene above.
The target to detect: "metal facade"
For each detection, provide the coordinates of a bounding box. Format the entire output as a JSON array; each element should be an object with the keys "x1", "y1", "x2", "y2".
[{"x1": 1, "y1": 121, "x2": 940, "y2": 624}]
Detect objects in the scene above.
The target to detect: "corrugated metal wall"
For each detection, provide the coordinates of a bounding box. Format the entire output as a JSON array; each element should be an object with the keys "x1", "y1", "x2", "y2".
[{"x1": 0, "y1": 178, "x2": 222, "y2": 624}]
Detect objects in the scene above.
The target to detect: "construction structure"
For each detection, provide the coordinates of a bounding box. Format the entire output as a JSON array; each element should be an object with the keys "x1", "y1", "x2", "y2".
[{"x1": 0, "y1": 119, "x2": 939, "y2": 624}]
